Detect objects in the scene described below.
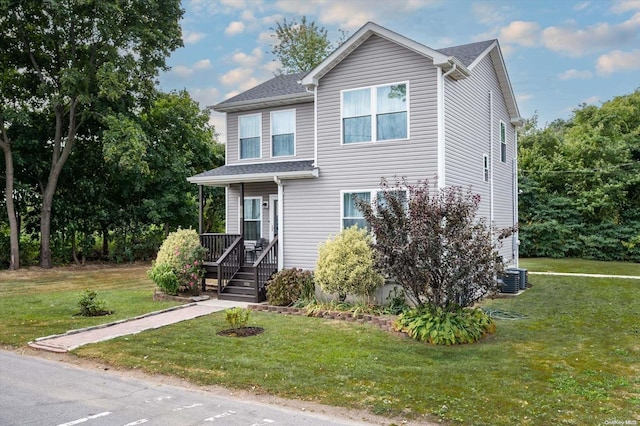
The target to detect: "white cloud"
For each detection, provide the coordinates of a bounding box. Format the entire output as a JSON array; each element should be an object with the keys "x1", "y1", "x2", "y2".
[
  {"x1": 557, "y1": 69, "x2": 593, "y2": 80},
  {"x1": 189, "y1": 87, "x2": 221, "y2": 108},
  {"x1": 183, "y1": 30, "x2": 206, "y2": 44},
  {"x1": 582, "y1": 95, "x2": 600, "y2": 104},
  {"x1": 499, "y1": 21, "x2": 541, "y2": 47},
  {"x1": 193, "y1": 59, "x2": 212, "y2": 71},
  {"x1": 224, "y1": 90, "x2": 241, "y2": 99},
  {"x1": 541, "y1": 12, "x2": 640, "y2": 56},
  {"x1": 225, "y1": 21, "x2": 246, "y2": 36},
  {"x1": 263, "y1": 60, "x2": 281, "y2": 73},
  {"x1": 611, "y1": 0, "x2": 640, "y2": 13},
  {"x1": 171, "y1": 59, "x2": 212, "y2": 77},
  {"x1": 596, "y1": 49, "x2": 640, "y2": 74},
  {"x1": 172, "y1": 65, "x2": 193, "y2": 78},
  {"x1": 219, "y1": 67, "x2": 254, "y2": 86},
  {"x1": 258, "y1": 30, "x2": 274, "y2": 44},
  {"x1": 472, "y1": 3, "x2": 506, "y2": 25},
  {"x1": 240, "y1": 77, "x2": 260, "y2": 91},
  {"x1": 573, "y1": 1, "x2": 590, "y2": 11},
  {"x1": 517, "y1": 93, "x2": 534, "y2": 103},
  {"x1": 231, "y1": 47, "x2": 264, "y2": 67}
]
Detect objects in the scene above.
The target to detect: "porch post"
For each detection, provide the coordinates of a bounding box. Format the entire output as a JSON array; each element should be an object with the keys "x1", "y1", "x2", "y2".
[
  {"x1": 198, "y1": 185, "x2": 203, "y2": 235},
  {"x1": 239, "y1": 182, "x2": 245, "y2": 237},
  {"x1": 275, "y1": 177, "x2": 284, "y2": 270}
]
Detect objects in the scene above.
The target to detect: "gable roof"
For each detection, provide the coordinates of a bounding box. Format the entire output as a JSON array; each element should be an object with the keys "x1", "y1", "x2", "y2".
[
  {"x1": 300, "y1": 21, "x2": 469, "y2": 86},
  {"x1": 212, "y1": 22, "x2": 521, "y2": 123},
  {"x1": 436, "y1": 40, "x2": 496, "y2": 68},
  {"x1": 213, "y1": 72, "x2": 312, "y2": 113}
]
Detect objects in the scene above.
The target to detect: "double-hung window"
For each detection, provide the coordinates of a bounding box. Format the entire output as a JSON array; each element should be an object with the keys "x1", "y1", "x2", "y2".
[
  {"x1": 342, "y1": 191, "x2": 370, "y2": 229},
  {"x1": 243, "y1": 197, "x2": 262, "y2": 241},
  {"x1": 239, "y1": 114, "x2": 261, "y2": 159},
  {"x1": 341, "y1": 189, "x2": 408, "y2": 230},
  {"x1": 342, "y1": 82, "x2": 408, "y2": 144},
  {"x1": 271, "y1": 110, "x2": 295, "y2": 157},
  {"x1": 500, "y1": 121, "x2": 507, "y2": 163}
]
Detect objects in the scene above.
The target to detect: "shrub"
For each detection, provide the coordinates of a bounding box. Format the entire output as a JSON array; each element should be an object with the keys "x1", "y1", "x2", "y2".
[
  {"x1": 394, "y1": 304, "x2": 495, "y2": 345},
  {"x1": 384, "y1": 287, "x2": 410, "y2": 315},
  {"x1": 315, "y1": 226, "x2": 384, "y2": 301},
  {"x1": 148, "y1": 262, "x2": 179, "y2": 295},
  {"x1": 224, "y1": 307, "x2": 250, "y2": 329},
  {"x1": 357, "y1": 178, "x2": 513, "y2": 308},
  {"x1": 77, "y1": 289, "x2": 110, "y2": 317},
  {"x1": 267, "y1": 268, "x2": 315, "y2": 306},
  {"x1": 149, "y1": 229, "x2": 206, "y2": 295}
]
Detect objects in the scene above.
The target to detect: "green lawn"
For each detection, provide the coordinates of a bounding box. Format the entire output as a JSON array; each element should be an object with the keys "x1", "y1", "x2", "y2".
[
  {"x1": 0, "y1": 264, "x2": 180, "y2": 346},
  {"x1": 1, "y1": 262, "x2": 638, "y2": 425},
  {"x1": 520, "y1": 257, "x2": 640, "y2": 276}
]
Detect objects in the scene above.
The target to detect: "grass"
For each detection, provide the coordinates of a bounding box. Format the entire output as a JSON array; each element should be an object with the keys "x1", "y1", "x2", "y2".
[
  {"x1": 520, "y1": 257, "x2": 640, "y2": 276},
  {"x1": 0, "y1": 263, "x2": 181, "y2": 346},
  {"x1": 2, "y1": 262, "x2": 638, "y2": 425}
]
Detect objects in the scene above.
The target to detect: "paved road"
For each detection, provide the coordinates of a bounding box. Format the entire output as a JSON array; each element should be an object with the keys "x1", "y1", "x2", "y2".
[{"x1": 0, "y1": 351, "x2": 372, "y2": 426}]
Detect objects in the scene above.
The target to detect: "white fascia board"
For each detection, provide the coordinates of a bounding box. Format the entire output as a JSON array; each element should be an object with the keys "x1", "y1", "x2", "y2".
[{"x1": 187, "y1": 168, "x2": 319, "y2": 186}]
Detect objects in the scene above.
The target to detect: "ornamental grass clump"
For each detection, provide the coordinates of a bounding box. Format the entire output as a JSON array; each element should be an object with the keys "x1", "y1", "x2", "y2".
[
  {"x1": 315, "y1": 226, "x2": 384, "y2": 301},
  {"x1": 148, "y1": 229, "x2": 206, "y2": 295}
]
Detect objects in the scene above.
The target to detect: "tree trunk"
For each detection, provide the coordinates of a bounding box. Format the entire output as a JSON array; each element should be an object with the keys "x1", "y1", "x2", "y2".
[
  {"x1": 0, "y1": 137, "x2": 20, "y2": 270},
  {"x1": 40, "y1": 101, "x2": 78, "y2": 269}
]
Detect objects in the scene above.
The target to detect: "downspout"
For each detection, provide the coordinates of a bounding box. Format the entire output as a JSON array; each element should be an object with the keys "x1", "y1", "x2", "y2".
[
  {"x1": 306, "y1": 85, "x2": 318, "y2": 167},
  {"x1": 274, "y1": 176, "x2": 284, "y2": 270},
  {"x1": 437, "y1": 62, "x2": 457, "y2": 188},
  {"x1": 513, "y1": 128, "x2": 519, "y2": 266},
  {"x1": 489, "y1": 91, "x2": 494, "y2": 227}
]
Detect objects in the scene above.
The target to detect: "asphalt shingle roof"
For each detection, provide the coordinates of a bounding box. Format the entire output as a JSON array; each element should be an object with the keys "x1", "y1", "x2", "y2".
[
  {"x1": 214, "y1": 72, "x2": 309, "y2": 108},
  {"x1": 436, "y1": 40, "x2": 495, "y2": 67},
  {"x1": 191, "y1": 160, "x2": 316, "y2": 179}
]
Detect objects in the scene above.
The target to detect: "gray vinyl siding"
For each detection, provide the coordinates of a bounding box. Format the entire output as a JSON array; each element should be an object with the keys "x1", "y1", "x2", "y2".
[
  {"x1": 226, "y1": 102, "x2": 314, "y2": 165},
  {"x1": 444, "y1": 54, "x2": 517, "y2": 263},
  {"x1": 282, "y1": 35, "x2": 440, "y2": 269},
  {"x1": 226, "y1": 182, "x2": 277, "y2": 241}
]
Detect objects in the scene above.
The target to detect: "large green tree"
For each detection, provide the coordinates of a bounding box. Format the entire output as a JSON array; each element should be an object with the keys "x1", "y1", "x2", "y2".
[
  {"x1": 0, "y1": 0, "x2": 183, "y2": 268},
  {"x1": 519, "y1": 90, "x2": 640, "y2": 260},
  {"x1": 271, "y1": 16, "x2": 346, "y2": 74}
]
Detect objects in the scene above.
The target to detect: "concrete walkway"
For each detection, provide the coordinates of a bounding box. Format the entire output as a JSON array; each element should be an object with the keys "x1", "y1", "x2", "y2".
[{"x1": 29, "y1": 299, "x2": 249, "y2": 353}]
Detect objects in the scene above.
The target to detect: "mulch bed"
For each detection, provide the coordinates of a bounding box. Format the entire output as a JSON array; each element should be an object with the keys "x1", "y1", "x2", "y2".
[{"x1": 217, "y1": 327, "x2": 264, "y2": 337}]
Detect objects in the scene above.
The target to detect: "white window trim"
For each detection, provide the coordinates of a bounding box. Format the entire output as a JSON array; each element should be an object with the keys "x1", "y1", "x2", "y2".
[
  {"x1": 500, "y1": 120, "x2": 507, "y2": 163},
  {"x1": 340, "y1": 188, "x2": 409, "y2": 230},
  {"x1": 270, "y1": 109, "x2": 296, "y2": 158},
  {"x1": 340, "y1": 81, "x2": 410, "y2": 145},
  {"x1": 238, "y1": 113, "x2": 262, "y2": 161},
  {"x1": 239, "y1": 196, "x2": 263, "y2": 242},
  {"x1": 483, "y1": 154, "x2": 490, "y2": 183}
]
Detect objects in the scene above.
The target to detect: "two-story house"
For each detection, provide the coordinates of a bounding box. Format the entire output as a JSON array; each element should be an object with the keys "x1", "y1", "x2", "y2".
[{"x1": 188, "y1": 22, "x2": 522, "y2": 302}]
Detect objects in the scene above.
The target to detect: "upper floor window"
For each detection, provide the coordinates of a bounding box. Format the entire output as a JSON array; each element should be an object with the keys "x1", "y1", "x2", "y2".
[
  {"x1": 500, "y1": 121, "x2": 507, "y2": 163},
  {"x1": 239, "y1": 114, "x2": 261, "y2": 159},
  {"x1": 271, "y1": 110, "x2": 295, "y2": 157},
  {"x1": 342, "y1": 82, "x2": 408, "y2": 144}
]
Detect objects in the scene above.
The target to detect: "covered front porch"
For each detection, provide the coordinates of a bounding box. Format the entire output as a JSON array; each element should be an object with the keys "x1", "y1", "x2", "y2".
[{"x1": 187, "y1": 160, "x2": 318, "y2": 302}]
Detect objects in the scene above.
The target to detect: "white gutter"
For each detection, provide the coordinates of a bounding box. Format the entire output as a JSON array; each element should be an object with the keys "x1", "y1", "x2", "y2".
[
  {"x1": 437, "y1": 62, "x2": 458, "y2": 188},
  {"x1": 489, "y1": 90, "x2": 494, "y2": 227}
]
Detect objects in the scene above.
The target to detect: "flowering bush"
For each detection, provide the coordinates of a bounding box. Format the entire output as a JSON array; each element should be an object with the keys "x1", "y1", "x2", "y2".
[{"x1": 149, "y1": 229, "x2": 207, "y2": 295}]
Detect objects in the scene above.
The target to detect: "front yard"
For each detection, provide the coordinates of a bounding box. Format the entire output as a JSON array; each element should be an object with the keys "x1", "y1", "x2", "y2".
[{"x1": 0, "y1": 260, "x2": 638, "y2": 425}]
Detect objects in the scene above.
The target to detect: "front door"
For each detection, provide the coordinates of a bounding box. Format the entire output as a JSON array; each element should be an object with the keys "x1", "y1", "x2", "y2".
[{"x1": 269, "y1": 194, "x2": 278, "y2": 241}]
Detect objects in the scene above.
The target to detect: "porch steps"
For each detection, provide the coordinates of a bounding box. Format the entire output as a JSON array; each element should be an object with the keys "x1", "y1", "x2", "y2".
[{"x1": 219, "y1": 266, "x2": 260, "y2": 303}]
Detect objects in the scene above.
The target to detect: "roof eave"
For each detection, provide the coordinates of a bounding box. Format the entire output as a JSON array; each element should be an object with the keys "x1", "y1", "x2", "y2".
[
  {"x1": 187, "y1": 168, "x2": 319, "y2": 186},
  {"x1": 435, "y1": 57, "x2": 471, "y2": 80},
  {"x1": 213, "y1": 92, "x2": 313, "y2": 113}
]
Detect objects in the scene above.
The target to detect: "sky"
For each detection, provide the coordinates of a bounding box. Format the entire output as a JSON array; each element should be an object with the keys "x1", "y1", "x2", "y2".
[{"x1": 157, "y1": 0, "x2": 640, "y2": 142}]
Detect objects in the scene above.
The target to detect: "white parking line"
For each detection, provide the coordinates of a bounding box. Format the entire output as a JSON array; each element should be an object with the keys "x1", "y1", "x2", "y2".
[
  {"x1": 123, "y1": 420, "x2": 148, "y2": 426},
  {"x1": 57, "y1": 411, "x2": 111, "y2": 426}
]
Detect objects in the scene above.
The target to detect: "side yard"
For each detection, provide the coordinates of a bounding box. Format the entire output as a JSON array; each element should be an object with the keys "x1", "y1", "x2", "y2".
[{"x1": 0, "y1": 261, "x2": 638, "y2": 425}]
